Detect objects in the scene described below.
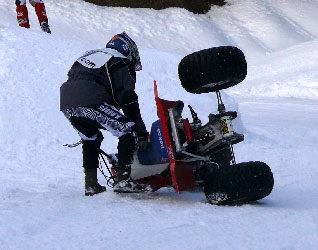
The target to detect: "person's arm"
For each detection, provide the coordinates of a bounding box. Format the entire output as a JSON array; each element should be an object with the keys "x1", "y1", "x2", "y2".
[
  {"x1": 110, "y1": 60, "x2": 141, "y2": 122},
  {"x1": 111, "y1": 60, "x2": 148, "y2": 146}
]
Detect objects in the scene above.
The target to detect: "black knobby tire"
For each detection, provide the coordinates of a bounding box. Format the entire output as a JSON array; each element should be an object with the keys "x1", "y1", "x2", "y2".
[
  {"x1": 203, "y1": 161, "x2": 274, "y2": 205},
  {"x1": 178, "y1": 46, "x2": 247, "y2": 94}
]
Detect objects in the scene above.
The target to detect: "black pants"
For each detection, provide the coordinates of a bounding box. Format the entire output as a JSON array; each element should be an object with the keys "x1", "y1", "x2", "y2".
[{"x1": 62, "y1": 103, "x2": 138, "y2": 171}]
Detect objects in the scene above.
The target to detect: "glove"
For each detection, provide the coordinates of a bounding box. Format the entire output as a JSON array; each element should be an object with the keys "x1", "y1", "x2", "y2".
[{"x1": 133, "y1": 121, "x2": 149, "y2": 149}]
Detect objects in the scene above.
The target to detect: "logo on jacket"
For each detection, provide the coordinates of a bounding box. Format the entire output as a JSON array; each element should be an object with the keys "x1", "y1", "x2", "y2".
[{"x1": 79, "y1": 57, "x2": 96, "y2": 68}]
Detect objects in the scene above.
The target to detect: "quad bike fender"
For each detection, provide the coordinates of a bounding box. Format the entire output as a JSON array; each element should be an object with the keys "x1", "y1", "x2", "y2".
[{"x1": 154, "y1": 81, "x2": 196, "y2": 192}]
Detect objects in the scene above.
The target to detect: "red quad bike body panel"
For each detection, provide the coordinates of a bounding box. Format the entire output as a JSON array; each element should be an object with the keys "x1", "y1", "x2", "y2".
[{"x1": 154, "y1": 81, "x2": 196, "y2": 192}]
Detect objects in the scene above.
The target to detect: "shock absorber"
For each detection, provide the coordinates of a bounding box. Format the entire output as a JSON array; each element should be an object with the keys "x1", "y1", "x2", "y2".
[
  {"x1": 216, "y1": 90, "x2": 236, "y2": 164},
  {"x1": 216, "y1": 90, "x2": 226, "y2": 113}
]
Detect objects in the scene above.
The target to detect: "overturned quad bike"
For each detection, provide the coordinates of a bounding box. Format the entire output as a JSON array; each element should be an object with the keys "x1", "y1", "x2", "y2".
[{"x1": 100, "y1": 46, "x2": 274, "y2": 205}]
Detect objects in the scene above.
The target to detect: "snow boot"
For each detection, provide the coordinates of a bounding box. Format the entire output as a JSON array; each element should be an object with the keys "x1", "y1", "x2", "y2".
[
  {"x1": 34, "y1": 2, "x2": 51, "y2": 34},
  {"x1": 113, "y1": 167, "x2": 151, "y2": 193},
  {"x1": 40, "y1": 21, "x2": 51, "y2": 34},
  {"x1": 85, "y1": 169, "x2": 106, "y2": 196},
  {"x1": 16, "y1": 4, "x2": 30, "y2": 29}
]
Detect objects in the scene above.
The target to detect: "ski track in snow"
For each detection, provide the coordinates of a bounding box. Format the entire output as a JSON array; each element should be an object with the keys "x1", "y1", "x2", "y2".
[{"x1": 0, "y1": 0, "x2": 318, "y2": 249}]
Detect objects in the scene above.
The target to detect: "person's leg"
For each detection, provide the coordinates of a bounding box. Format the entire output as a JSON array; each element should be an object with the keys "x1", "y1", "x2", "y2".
[
  {"x1": 32, "y1": 0, "x2": 51, "y2": 33},
  {"x1": 15, "y1": 0, "x2": 30, "y2": 29},
  {"x1": 93, "y1": 103, "x2": 138, "y2": 172},
  {"x1": 115, "y1": 133, "x2": 136, "y2": 181},
  {"x1": 63, "y1": 110, "x2": 107, "y2": 196},
  {"x1": 63, "y1": 104, "x2": 148, "y2": 193},
  {"x1": 93, "y1": 104, "x2": 149, "y2": 192},
  {"x1": 79, "y1": 131, "x2": 106, "y2": 196}
]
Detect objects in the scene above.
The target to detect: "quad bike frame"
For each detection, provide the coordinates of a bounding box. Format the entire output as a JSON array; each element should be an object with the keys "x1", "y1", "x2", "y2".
[{"x1": 101, "y1": 46, "x2": 274, "y2": 205}]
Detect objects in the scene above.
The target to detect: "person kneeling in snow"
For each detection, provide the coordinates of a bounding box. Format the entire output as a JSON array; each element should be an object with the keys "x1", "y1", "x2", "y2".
[
  {"x1": 60, "y1": 32, "x2": 149, "y2": 196},
  {"x1": 15, "y1": 0, "x2": 51, "y2": 34}
]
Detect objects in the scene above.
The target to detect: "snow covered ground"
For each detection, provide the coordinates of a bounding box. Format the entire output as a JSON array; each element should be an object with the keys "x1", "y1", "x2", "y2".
[{"x1": 0, "y1": 0, "x2": 318, "y2": 249}]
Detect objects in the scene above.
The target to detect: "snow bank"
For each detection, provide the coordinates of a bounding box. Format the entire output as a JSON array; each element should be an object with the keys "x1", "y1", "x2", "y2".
[{"x1": 1, "y1": 0, "x2": 318, "y2": 249}]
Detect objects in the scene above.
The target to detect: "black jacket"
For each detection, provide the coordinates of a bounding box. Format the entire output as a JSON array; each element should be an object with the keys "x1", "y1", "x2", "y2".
[{"x1": 60, "y1": 50, "x2": 143, "y2": 123}]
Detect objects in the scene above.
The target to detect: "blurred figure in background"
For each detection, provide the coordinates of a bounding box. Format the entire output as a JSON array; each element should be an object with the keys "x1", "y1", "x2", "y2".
[{"x1": 15, "y1": 0, "x2": 51, "y2": 34}]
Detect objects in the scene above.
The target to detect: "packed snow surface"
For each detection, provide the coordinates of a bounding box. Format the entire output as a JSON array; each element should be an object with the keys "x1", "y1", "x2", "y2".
[{"x1": 0, "y1": 0, "x2": 318, "y2": 249}]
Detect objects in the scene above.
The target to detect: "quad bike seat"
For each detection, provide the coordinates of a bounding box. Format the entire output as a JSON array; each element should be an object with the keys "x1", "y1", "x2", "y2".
[{"x1": 137, "y1": 120, "x2": 170, "y2": 165}]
